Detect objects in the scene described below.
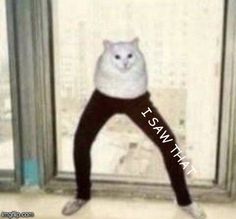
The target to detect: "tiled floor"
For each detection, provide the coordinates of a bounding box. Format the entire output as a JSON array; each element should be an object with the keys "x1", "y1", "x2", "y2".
[{"x1": 0, "y1": 192, "x2": 235, "y2": 219}]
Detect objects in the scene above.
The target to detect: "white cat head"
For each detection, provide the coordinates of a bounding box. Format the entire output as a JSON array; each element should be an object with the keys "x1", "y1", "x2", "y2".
[{"x1": 101, "y1": 38, "x2": 145, "y2": 73}]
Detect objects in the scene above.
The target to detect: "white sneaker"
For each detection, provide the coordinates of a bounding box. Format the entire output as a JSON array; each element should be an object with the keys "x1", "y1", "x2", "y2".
[
  {"x1": 61, "y1": 198, "x2": 88, "y2": 216},
  {"x1": 180, "y1": 202, "x2": 207, "y2": 219}
]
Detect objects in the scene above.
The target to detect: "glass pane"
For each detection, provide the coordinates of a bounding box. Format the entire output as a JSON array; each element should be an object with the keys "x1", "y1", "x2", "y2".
[
  {"x1": 0, "y1": 0, "x2": 14, "y2": 170},
  {"x1": 53, "y1": 0, "x2": 224, "y2": 184}
]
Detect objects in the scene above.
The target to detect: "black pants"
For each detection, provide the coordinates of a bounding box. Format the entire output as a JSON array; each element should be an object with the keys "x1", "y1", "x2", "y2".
[{"x1": 73, "y1": 89, "x2": 192, "y2": 206}]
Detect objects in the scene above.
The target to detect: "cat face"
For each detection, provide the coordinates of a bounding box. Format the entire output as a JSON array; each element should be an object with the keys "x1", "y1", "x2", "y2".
[{"x1": 103, "y1": 38, "x2": 142, "y2": 72}]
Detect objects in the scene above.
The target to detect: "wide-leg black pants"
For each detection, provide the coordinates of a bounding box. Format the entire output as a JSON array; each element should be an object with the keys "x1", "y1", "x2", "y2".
[{"x1": 73, "y1": 89, "x2": 192, "y2": 206}]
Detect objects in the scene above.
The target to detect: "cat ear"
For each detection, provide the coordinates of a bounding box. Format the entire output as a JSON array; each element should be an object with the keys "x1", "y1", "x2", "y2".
[
  {"x1": 103, "y1": 40, "x2": 112, "y2": 49},
  {"x1": 131, "y1": 37, "x2": 139, "y2": 47}
]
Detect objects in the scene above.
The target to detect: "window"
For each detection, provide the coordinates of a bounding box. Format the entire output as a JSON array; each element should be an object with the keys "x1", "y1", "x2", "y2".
[
  {"x1": 0, "y1": 0, "x2": 14, "y2": 171},
  {"x1": 1, "y1": 0, "x2": 235, "y2": 200},
  {"x1": 53, "y1": 0, "x2": 224, "y2": 185}
]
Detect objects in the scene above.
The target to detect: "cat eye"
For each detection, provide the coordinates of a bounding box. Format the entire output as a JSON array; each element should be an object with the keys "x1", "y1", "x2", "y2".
[
  {"x1": 115, "y1": 55, "x2": 121, "y2": 59},
  {"x1": 128, "y1": 53, "x2": 133, "y2": 58}
]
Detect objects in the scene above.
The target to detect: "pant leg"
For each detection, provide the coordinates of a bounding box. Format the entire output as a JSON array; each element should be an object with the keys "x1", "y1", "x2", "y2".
[
  {"x1": 73, "y1": 90, "x2": 114, "y2": 200},
  {"x1": 125, "y1": 93, "x2": 192, "y2": 206}
]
